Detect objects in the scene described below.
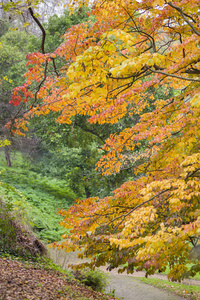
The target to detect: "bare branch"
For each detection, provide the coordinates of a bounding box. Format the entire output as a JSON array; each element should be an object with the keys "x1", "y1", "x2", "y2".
[
  {"x1": 28, "y1": 6, "x2": 46, "y2": 53},
  {"x1": 51, "y1": 57, "x2": 59, "y2": 77}
]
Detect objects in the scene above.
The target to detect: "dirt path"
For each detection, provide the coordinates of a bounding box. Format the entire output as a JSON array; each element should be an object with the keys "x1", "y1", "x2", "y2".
[{"x1": 49, "y1": 249, "x2": 184, "y2": 300}]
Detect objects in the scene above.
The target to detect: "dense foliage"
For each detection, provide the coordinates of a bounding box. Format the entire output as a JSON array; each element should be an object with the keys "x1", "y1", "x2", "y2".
[{"x1": 2, "y1": 0, "x2": 200, "y2": 282}]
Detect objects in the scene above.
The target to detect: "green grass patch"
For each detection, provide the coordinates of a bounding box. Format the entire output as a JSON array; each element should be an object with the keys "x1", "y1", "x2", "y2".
[{"x1": 138, "y1": 277, "x2": 200, "y2": 299}]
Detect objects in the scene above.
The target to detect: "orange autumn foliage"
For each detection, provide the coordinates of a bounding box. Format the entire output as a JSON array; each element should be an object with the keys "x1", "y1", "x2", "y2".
[{"x1": 9, "y1": 0, "x2": 200, "y2": 280}]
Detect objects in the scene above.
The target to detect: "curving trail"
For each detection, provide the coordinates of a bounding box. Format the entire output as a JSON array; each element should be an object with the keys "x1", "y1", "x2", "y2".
[
  {"x1": 49, "y1": 249, "x2": 184, "y2": 300},
  {"x1": 105, "y1": 274, "x2": 182, "y2": 300}
]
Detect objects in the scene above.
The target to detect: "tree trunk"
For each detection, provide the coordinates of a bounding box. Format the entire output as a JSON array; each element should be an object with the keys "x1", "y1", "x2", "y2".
[
  {"x1": 4, "y1": 146, "x2": 11, "y2": 167},
  {"x1": 85, "y1": 185, "x2": 91, "y2": 198}
]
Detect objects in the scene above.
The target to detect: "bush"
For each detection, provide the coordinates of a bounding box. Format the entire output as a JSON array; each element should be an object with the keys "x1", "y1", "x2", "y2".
[{"x1": 73, "y1": 268, "x2": 108, "y2": 292}]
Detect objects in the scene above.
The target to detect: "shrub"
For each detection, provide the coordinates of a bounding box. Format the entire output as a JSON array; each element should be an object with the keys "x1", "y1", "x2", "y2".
[{"x1": 73, "y1": 268, "x2": 108, "y2": 292}]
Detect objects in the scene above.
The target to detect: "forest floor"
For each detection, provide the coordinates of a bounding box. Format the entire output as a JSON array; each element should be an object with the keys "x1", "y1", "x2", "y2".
[{"x1": 0, "y1": 257, "x2": 117, "y2": 300}]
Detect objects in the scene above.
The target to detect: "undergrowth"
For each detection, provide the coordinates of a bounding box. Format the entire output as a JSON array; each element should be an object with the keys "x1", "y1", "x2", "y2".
[{"x1": 73, "y1": 268, "x2": 108, "y2": 292}]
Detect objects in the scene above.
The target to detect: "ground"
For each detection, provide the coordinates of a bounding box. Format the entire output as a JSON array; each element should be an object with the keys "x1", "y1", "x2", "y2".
[
  {"x1": 0, "y1": 257, "x2": 116, "y2": 300},
  {"x1": 2, "y1": 251, "x2": 200, "y2": 300},
  {"x1": 49, "y1": 248, "x2": 200, "y2": 300}
]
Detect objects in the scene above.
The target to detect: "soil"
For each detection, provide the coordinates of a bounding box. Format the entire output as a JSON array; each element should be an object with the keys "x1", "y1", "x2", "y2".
[{"x1": 49, "y1": 248, "x2": 187, "y2": 300}]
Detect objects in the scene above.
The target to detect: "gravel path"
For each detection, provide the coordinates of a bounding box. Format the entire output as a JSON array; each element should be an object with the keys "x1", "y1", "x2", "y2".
[
  {"x1": 105, "y1": 274, "x2": 183, "y2": 300},
  {"x1": 49, "y1": 249, "x2": 184, "y2": 300}
]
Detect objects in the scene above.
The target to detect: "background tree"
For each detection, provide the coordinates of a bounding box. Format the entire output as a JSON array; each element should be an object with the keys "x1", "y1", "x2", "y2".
[{"x1": 0, "y1": 22, "x2": 30, "y2": 166}]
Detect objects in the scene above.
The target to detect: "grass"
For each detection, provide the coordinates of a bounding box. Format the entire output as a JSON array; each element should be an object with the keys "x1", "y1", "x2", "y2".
[{"x1": 138, "y1": 277, "x2": 200, "y2": 299}]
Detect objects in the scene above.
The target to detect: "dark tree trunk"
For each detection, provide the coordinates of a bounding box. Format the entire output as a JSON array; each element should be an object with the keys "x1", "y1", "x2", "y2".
[
  {"x1": 4, "y1": 146, "x2": 11, "y2": 167},
  {"x1": 85, "y1": 185, "x2": 91, "y2": 198}
]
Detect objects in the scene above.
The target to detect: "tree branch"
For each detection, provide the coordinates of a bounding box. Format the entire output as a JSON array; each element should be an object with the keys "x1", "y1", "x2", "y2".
[
  {"x1": 146, "y1": 66, "x2": 200, "y2": 82},
  {"x1": 74, "y1": 119, "x2": 105, "y2": 143},
  {"x1": 102, "y1": 189, "x2": 171, "y2": 233},
  {"x1": 167, "y1": 1, "x2": 200, "y2": 37},
  {"x1": 28, "y1": 6, "x2": 46, "y2": 54},
  {"x1": 103, "y1": 38, "x2": 129, "y2": 59}
]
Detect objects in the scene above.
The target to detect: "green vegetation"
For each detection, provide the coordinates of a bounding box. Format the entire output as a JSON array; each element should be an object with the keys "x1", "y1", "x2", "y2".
[
  {"x1": 0, "y1": 193, "x2": 47, "y2": 258},
  {"x1": 74, "y1": 268, "x2": 108, "y2": 292},
  {"x1": 0, "y1": 151, "x2": 77, "y2": 242},
  {"x1": 0, "y1": 201, "x2": 18, "y2": 254},
  {"x1": 0, "y1": 29, "x2": 28, "y2": 92}
]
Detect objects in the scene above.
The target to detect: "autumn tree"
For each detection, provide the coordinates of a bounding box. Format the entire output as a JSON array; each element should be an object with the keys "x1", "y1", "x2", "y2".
[
  {"x1": 0, "y1": 18, "x2": 31, "y2": 166},
  {"x1": 6, "y1": 0, "x2": 200, "y2": 280}
]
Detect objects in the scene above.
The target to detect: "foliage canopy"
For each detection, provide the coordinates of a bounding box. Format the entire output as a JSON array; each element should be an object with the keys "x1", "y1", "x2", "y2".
[{"x1": 5, "y1": 0, "x2": 200, "y2": 280}]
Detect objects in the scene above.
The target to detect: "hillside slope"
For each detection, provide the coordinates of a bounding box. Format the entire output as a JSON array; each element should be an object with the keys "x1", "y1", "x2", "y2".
[{"x1": 0, "y1": 257, "x2": 116, "y2": 300}]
